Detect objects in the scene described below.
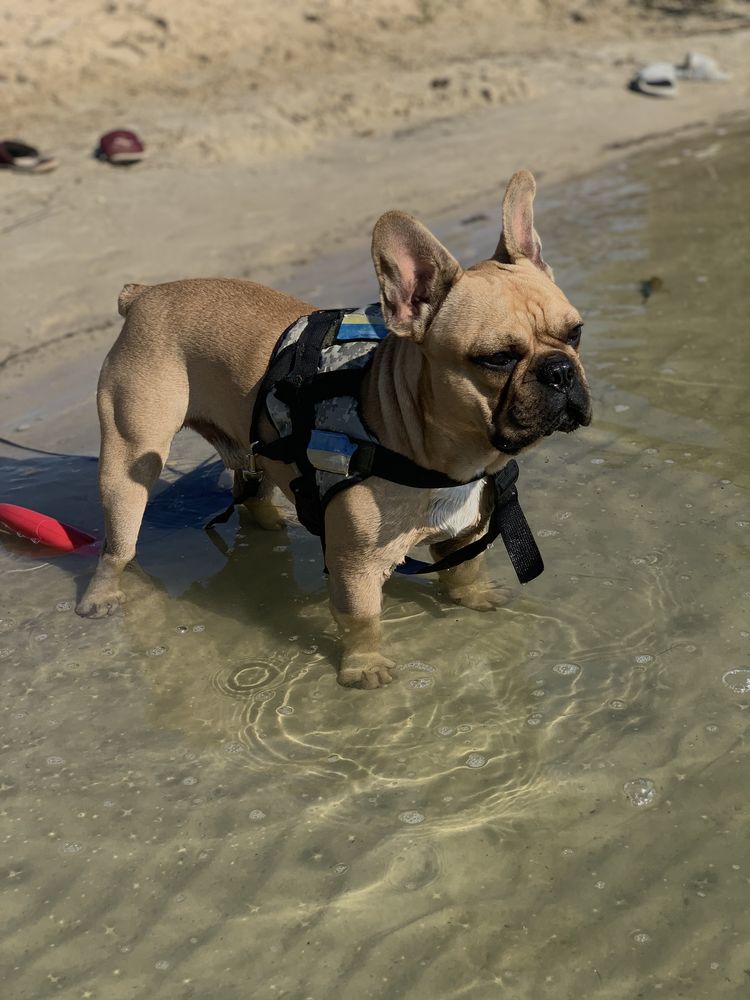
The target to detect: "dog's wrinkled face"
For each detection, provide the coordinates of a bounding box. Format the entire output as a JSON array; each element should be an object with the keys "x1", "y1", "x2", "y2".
[
  {"x1": 430, "y1": 259, "x2": 592, "y2": 455},
  {"x1": 372, "y1": 169, "x2": 591, "y2": 462}
]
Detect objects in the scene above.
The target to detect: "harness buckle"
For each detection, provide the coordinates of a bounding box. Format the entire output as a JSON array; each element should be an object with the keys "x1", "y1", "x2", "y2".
[{"x1": 246, "y1": 441, "x2": 261, "y2": 478}]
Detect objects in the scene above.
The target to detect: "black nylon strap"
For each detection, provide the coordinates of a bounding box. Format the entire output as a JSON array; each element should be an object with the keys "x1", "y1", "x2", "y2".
[
  {"x1": 205, "y1": 500, "x2": 240, "y2": 531},
  {"x1": 350, "y1": 441, "x2": 468, "y2": 490},
  {"x1": 395, "y1": 460, "x2": 544, "y2": 583},
  {"x1": 495, "y1": 485, "x2": 544, "y2": 583}
]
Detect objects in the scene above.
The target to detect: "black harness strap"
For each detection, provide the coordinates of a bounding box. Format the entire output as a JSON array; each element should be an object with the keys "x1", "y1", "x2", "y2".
[
  {"x1": 269, "y1": 310, "x2": 345, "y2": 536},
  {"x1": 396, "y1": 460, "x2": 544, "y2": 584}
]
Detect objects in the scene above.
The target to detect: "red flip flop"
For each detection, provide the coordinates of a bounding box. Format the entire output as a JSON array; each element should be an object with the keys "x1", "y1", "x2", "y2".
[
  {"x1": 0, "y1": 139, "x2": 58, "y2": 174},
  {"x1": 96, "y1": 129, "x2": 145, "y2": 165}
]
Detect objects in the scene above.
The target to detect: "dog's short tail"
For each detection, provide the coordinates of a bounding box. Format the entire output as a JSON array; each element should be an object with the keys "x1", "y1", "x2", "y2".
[{"x1": 118, "y1": 283, "x2": 150, "y2": 317}]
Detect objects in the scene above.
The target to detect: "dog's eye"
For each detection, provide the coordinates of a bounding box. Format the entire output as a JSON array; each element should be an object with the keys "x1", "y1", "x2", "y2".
[
  {"x1": 473, "y1": 351, "x2": 519, "y2": 372},
  {"x1": 567, "y1": 324, "x2": 583, "y2": 349}
]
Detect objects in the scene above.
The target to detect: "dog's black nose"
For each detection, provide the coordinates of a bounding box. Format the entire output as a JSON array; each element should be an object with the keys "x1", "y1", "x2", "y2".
[{"x1": 537, "y1": 354, "x2": 575, "y2": 392}]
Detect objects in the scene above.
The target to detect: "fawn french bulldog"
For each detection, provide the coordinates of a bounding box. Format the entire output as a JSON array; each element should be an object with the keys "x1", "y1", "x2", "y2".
[{"x1": 77, "y1": 170, "x2": 591, "y2": 690}]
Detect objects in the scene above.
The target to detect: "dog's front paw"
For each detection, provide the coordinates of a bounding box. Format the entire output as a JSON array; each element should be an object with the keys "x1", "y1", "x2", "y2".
[
  {"x1": 75, "y1": 589, "x2": 126, "y2": 619},
  {"x1": 243, "y1": 498, "x2": 285, "y2": 531},
  {"x1": 444, "y1": 583, "x2": 512, "y2": 612},
  {"x1": 338, "y1": 652, "x2": 394, "y2": 690}
]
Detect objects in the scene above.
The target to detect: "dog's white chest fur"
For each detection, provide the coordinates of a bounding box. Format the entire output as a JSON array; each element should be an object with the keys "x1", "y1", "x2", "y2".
[{"x1": 427, "y1": 481, "x2": 484, "y2": 539}]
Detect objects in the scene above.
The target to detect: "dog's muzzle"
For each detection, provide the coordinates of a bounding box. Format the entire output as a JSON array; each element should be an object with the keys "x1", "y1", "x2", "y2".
[{"x1": 537, "y1": 353, "x2": 592, "y2": 431}]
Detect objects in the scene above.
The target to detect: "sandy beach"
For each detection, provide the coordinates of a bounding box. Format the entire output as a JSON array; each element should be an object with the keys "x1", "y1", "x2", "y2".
[{"x1": 2, "y1": 1, "x2": 749, "y2": 406}]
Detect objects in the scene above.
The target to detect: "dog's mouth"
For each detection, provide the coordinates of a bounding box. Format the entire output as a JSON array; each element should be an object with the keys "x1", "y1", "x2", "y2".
[
  {"x1": 492, "y1": 392, "x2": 592, "y2": 454},
  {"x1": 546, "y1": 395, "x2": 593, "y2": 434}
]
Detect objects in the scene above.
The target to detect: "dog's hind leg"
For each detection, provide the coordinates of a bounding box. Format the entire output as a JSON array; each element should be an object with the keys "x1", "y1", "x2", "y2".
[{"x1": 76, "y1": 374, "x2": 187, "y2": 618}]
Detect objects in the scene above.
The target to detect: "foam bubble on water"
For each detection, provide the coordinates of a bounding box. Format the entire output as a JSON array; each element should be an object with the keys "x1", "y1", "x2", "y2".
[
  {"x1": 408, "y1": 677, "x2": 434, "y2": 689},
  {"x1": 62, "y1": 842, "x2": 82, "y2": 854},
  {"x1": 531, "y1": 688, "x2": 546, "y2": 698},
  {"x1": 465, "y1": 753, "x2": 487, "y2": 769},
  {"x1": 553, "y1": 662, "x2": 580, "y2": 676},
  {"x1": 255, "y1": 690, "x2": 275, "y2": 702},
  {"x1": 526, "y1": 714, "x2": 543, "y2": 727},
  {"x1": 722, "y1": 668, "x2": 750, "y2": 694},
  {"x1": 456, "y1": 724, "x2": 472, "y2": 734},
  {"x1": 401, "y1": 661, "x2": 437, "y2": 673},
  {"x1": 175, "y1": 625, "x2": 189, "y2": 635},
  {"x1": 192, "y1": 625, "x2": 205, "y2": 633},
  {"x1": 224, "y1": 742, "x2": 243, "y2": 754},
  {"x1": 591, "y1": 458, "x2": 605, "y2": 465},
  {"x1": 635, "y1": 654, "x2": 653, "y2": 664},
  {"x1": 609, "y1": 700, "x2": 627, "y2": 711},
  {"x1": 436, "y1": 726, "x2": 455, "y2": 737},
  {"x1": 537, "y1": 529, "x2": 559, "y2": 538},
  {"x1": 633, "y1": 932, "x2": 651, "y2": 944},
  {"x1": 623, "y1": 778, "x2": 656, "y2": 808},
  {"x1": 154, "y1": 960, "x2": 170, "y2": 971},
  {"x1": 398, "y1": 811, "x2": 425, "y2": 825},
  {"x1": 248, "y1": 810, "x2": 266, "y2": 821},
  {"x1": 614, "y1": 404, "x2": 630, "y2": 413},
  {"x1": 331, "y1": 863, "x2": 349, "y2": 875},
  {"x1": 182, "y1": 776, "x2": 197, "y2": 786},
  {"x1": 55, "y1": 601, "x2": 72, "y2": 612},
  {"x1": 276, "y1": 705, "x2": 294, "y2": 716},
  {"x1": 46, "y1": 756, "x2": 65, "y2": 766},
  {"x1": 146, "y1": 646, "x2": 166, "y2": 657},
  {"x1": 0, "y1": 648, "x2": 12, "y2": 660}
]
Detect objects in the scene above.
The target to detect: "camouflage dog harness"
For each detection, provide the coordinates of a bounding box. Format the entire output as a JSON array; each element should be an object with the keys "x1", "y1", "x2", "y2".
[{"x1": 215, "y1": 303, "x2": 543, "y2": 581}]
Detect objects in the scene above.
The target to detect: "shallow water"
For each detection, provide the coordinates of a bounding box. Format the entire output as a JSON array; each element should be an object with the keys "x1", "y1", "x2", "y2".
[{"x1": 1, "y1": 125, "x2": 749, "y2": 1000}]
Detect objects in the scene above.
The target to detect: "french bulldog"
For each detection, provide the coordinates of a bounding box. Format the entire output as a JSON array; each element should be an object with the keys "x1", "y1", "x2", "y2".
[{"x1": 76, "y1": 170, "x2": 591, "y2": 690}]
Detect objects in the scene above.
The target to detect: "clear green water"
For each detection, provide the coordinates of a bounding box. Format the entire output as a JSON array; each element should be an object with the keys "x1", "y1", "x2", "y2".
[{"x1": 1, "y1": 125, "x2": 749, "y2": 1000}]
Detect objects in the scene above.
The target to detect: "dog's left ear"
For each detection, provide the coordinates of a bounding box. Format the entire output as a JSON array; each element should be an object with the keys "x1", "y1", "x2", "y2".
[
  {"x1": 372, "y1": 211, "x2": 462, "y2": 342},
  {"x1": 493, "y1": 170, "x2": 554, "y2": 280}
]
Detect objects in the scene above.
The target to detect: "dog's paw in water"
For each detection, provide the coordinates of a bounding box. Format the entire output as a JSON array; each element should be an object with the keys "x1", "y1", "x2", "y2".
[
  {"x1": 243, "y1": 498, "x2": 285, "y2": 531},
  {"x1": 75, "y1": 590, "x2": 126, "y2": 618},
  {"x1": 337, "y1": 653, "x2": 395, "y2": 690},
  {"x1": 443, "y1": 582, "x2": 513, "y2": 612}
]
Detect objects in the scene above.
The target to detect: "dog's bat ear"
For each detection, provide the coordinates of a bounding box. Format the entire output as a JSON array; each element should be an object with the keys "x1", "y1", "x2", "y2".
[
  {"x1": 371, "y1": 211, "x2": 462, "y2": 342},
  {"x1": 493, "y1": 170, "x2": 554, "y2": 280}
]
